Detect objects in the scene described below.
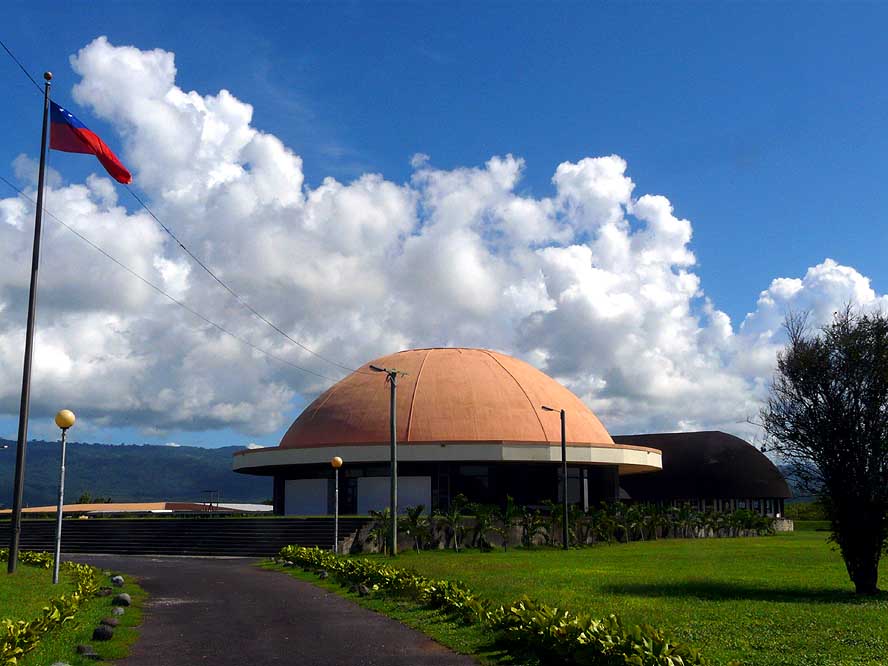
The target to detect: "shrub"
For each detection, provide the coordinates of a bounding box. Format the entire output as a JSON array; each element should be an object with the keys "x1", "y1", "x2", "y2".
[{"x1": 0, "y1": 554, "x2": 101, "y2": 665}]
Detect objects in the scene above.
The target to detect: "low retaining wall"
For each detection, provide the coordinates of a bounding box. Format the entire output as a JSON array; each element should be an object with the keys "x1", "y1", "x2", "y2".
[{"x1": 0, "y1": 517, "x2": 369, "y2": 557}]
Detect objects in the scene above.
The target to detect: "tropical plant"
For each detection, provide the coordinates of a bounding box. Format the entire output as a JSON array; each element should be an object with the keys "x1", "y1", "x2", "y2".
[
  {"x1": 540, "y1": 499, "x2": 562, "y2": 546},
  {"x1": 468, "y1": 502, "x2": 496, "y2": 551},
  {"x1": 432, "y1": 493, "x2": 468, "y2": 552},
  {"x1": 400, "y1": 505, "x2": 430, "y2": 553},
  {"x1": 518, "y1": 506, "x2": 546, "y2": 548},
  {"x1": 368, "y1": 508, "x2": 392, "y2": 555},
  {"x1": 491, "y1": 495, "x2": 522, "y2": 551}
]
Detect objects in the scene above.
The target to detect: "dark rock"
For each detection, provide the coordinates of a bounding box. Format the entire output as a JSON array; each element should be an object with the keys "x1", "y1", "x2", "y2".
[
  {"x1": 318, "y1": 570, "x2": 329, "y2": 579},
  {"x1": 111, "y1": 606, "x2": 125, "y2": 616},
  {"x1": 96, "y1": 587, "x2": 113, "y2": 597},
  {"x1": 93, "y1": 624, "x2": 114, "y2": 641},
  {"x1": 357, "y1": 584, "x2": 370, "y2": 596},
  {"x1": 76, "y1": 644, "x2": 96, "y2": 655},
  {"x1": 112, "y1": 593, "x2": 132, "y2": 607},
  {"x1": 101, "y1": 617, "x2": 120, "y2": 627},
  {"x1": 110, "y1": 575, "x2": 124, "y2": 587}
]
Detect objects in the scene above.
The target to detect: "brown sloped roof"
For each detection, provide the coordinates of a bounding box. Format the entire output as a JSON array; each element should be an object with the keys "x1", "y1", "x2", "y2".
[
  {"x1": 613, "y1": 431, "x2": 791, "y2": 500},
  {"x1": 280, "y1": 348, "x2": 617, "y2": 448}
]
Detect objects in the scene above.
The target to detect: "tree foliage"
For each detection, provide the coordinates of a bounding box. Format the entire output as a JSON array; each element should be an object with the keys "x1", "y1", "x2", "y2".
[{"x1": 761, "y1": 308, "x2": 888, "y2": 594}]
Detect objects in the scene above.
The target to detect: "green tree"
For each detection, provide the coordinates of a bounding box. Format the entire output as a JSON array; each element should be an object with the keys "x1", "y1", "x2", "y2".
[{"x1": 762, "y1": 308, "x2": 888, "y2": 594}]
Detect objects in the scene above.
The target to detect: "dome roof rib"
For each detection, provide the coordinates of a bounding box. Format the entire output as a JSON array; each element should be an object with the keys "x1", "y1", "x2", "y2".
[
  {"x1": 482, "y1": 349, "x2": 549, "y2": 444},
  {"x1": 403, "y1": 348, "x2": 432, "y2": 441}
]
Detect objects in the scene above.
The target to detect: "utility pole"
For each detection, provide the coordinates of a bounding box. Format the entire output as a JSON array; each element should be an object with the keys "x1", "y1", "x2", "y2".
[
  {"x1": 542, "y1": 406, "x2": 569, "y2": 550},
  {"x1": 370, "y1": 365, "x2": 400, "y2": 555}
]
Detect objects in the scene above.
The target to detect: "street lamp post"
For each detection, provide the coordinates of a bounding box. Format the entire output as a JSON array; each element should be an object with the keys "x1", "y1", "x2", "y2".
[
  {"x1": 331, "y1": 456, "x2": 343, "y2": 553},
  {"x1": 370, "y1": 364, "x2": 400, "y2": 556},
  {"x1": 542, "y1": 406, "x2": 569, "y2": 550},
  {"x1": 52, "y1": 409, "x2": 75, "y2": 584}
]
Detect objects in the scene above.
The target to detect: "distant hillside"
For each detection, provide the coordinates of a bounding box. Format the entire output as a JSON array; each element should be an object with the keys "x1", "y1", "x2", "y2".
[{"x1": 0, "y1": 439, "x2": 270, "y2": 508}]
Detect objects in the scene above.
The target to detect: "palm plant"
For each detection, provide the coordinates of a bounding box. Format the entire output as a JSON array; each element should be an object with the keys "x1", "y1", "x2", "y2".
[
  {"x1": 625, "y1": 504, "x2": 645, "y2": 541},
  {"x1": 647, "y1": 504, "x2": 667, "y2": 540},
  {"x1": 592, "y1": 502, "x2": 618, "y2": 544},
  {"x1": 492, "y1": 495, "x2": 523, "y2": 551},
  {"x1": 519, "y1": 506, "x2": 546, "y2": 548},
  {"x1": 400, "y1": 504, "x2": 430, "y2": 553},
  {"x1": 541, "y1": 499, "x2": 562, "y2": 546},
  {"x1": 612, "y1": 502, "x2": 631, "y2": 543},
  {"x1": 702, "y1": 510, "x2": 720, "y2": 538},
  {"x1": 368, "y1": 508, "x2": 392, "y2": 555},
  {"x1": 432, "y1": 493, "x2": 468, "y2": 552},
  {"x1": 468, "y1": 502, "x2": 496, "y2": 551}
]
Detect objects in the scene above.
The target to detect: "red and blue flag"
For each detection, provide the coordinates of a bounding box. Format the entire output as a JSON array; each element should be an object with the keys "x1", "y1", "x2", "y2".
[{"x1": 50, "y1": 101, "x2": 132, "y2": 184}]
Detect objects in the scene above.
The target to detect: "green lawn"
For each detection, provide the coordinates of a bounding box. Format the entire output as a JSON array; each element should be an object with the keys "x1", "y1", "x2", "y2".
[
  {"x1": 0, "y1": 562, "x2": 144, "y2": 666},
  {"x1": 19, "y1": 571, "x2": 145, "y2": 666},
  {"x1": 387, "y1": 532, "x2": 887, "y2": 666},
  {"x1": 0, "y1": 565, "x2": 78, "y2": 619}
]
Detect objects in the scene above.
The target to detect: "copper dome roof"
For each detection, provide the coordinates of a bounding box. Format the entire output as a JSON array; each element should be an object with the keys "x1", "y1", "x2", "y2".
[{"x1": 280, "y1": 348, "x2": 615, "y2": 448}]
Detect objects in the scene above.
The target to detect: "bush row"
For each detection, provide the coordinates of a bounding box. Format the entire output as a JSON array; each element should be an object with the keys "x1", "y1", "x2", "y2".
[
  {"x1": 376, "y1": 498, "x2": 776, "y2": 554},
  {"x1": 0, "y1": 552, "x2": 101, "y2": 665},
  {"x1": 0, "y1": 549, "x2": 55, "y2": 570},
  {"x1": 280, "y1": 545, "x2": 739, "y2": 666}
]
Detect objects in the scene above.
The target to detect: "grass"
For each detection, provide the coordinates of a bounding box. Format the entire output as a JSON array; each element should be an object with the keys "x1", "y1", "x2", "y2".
[
  {"x1": 0, "y1": 565, "x2": 78, "y2": 619},
  {"x1": 0, "y1": 563, "x2": 145, "y2": 666},
  {"x1": 379, "y1": 532, "x2": 886, "y2": 666}
]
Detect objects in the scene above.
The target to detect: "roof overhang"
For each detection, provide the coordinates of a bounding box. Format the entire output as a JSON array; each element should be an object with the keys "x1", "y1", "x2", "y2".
[{"x1": 233, "y1": 441, "x2": 662, "y2": 476}]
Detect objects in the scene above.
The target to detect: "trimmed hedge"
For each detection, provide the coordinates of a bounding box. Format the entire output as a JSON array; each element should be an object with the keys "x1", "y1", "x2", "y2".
[
  {"x1": 0, "y1": 552, "x2": 100, "y2": 665},
  {"x1": 280, "y1": 545, "x2": 740, "y2": 666}
]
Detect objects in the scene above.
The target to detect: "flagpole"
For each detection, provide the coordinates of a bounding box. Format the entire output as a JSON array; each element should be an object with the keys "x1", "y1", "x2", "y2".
[{"x1": 8, "y1": 71, "x2": 52, "y2": 575}]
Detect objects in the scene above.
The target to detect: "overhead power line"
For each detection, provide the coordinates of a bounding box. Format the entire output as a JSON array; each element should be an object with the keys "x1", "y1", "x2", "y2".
[
  {"x1": 0, "y1": 38, "x2": 42, "y2": 93},
  {"x1": 0, "y1": 35, "x2": 367, "y2": 377},
  {"x1": 124, "y1": 187, "x2": 362, "y2": 374},
  {"x1": 0, "y1": 174, "x2": 339, "y2": 383}
]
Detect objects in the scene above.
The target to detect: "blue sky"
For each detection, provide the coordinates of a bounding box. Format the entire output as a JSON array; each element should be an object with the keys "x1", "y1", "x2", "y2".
[{"x1": 2, "y1": 2, "x2": 887, "y2": 447}]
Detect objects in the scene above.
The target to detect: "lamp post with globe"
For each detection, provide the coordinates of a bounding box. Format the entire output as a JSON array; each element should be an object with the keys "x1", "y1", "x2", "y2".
[
  {"x1": 331, "y1": 456, "x2": 343, "y2": 553},
  {"x1": 52, "y1": 409, "x2": 75, "y2": 584}
]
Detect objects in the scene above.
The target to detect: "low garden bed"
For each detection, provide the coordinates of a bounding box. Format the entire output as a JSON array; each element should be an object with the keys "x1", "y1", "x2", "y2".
[{"x1": 0, "y1": 550, "x2": 143, "y2": 665}]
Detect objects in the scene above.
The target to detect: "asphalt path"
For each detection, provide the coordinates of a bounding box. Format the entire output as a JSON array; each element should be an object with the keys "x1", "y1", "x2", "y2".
[{"x1": 74, "y1": 555, "x2": 477, "y2": 666}]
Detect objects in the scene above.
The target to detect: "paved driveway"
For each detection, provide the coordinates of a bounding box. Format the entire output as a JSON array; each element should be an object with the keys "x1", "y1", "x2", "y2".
[{"x1": 75, "y1": 555, "x2": 476, "y2": 666}]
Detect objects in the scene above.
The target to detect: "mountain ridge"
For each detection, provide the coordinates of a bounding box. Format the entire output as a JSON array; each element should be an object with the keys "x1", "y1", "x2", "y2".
[{"x1": 0, "y1": 438, "x2": 270, "y2": 507}]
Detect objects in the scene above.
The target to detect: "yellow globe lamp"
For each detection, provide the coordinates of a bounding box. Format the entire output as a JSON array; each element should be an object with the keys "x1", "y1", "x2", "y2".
[
  {"x1": 331, "y1": 456, "x2": 343, "y2": 469},
  {"x1": 54, "y1": 409, "x2": 76, "y2": 431}
]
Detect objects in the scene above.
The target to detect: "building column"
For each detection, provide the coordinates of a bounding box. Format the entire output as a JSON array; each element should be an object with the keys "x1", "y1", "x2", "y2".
[{"x1": 273, "y1": 475, "x2": 285, "y2": 515}]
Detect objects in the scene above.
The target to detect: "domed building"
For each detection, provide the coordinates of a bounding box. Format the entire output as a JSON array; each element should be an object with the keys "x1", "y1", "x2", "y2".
[{"x1": 233, "y1": 348, "x2": 662, "y2": 515}]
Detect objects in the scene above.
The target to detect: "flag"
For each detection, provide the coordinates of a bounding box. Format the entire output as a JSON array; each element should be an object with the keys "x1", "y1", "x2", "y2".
[{"x1": 49, "y1": 101, "x2": 132, "y2": 184}]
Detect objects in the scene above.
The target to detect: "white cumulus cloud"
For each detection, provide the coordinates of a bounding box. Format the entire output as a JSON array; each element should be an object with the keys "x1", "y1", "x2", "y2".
[{"x1": 1, "y1": 36, "x2": 884, "y2": 442}]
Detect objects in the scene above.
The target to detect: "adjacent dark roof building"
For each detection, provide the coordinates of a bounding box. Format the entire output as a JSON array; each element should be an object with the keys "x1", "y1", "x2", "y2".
[{"x1": 614, "y1": 431, "x2": 791, "y2": 516}]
